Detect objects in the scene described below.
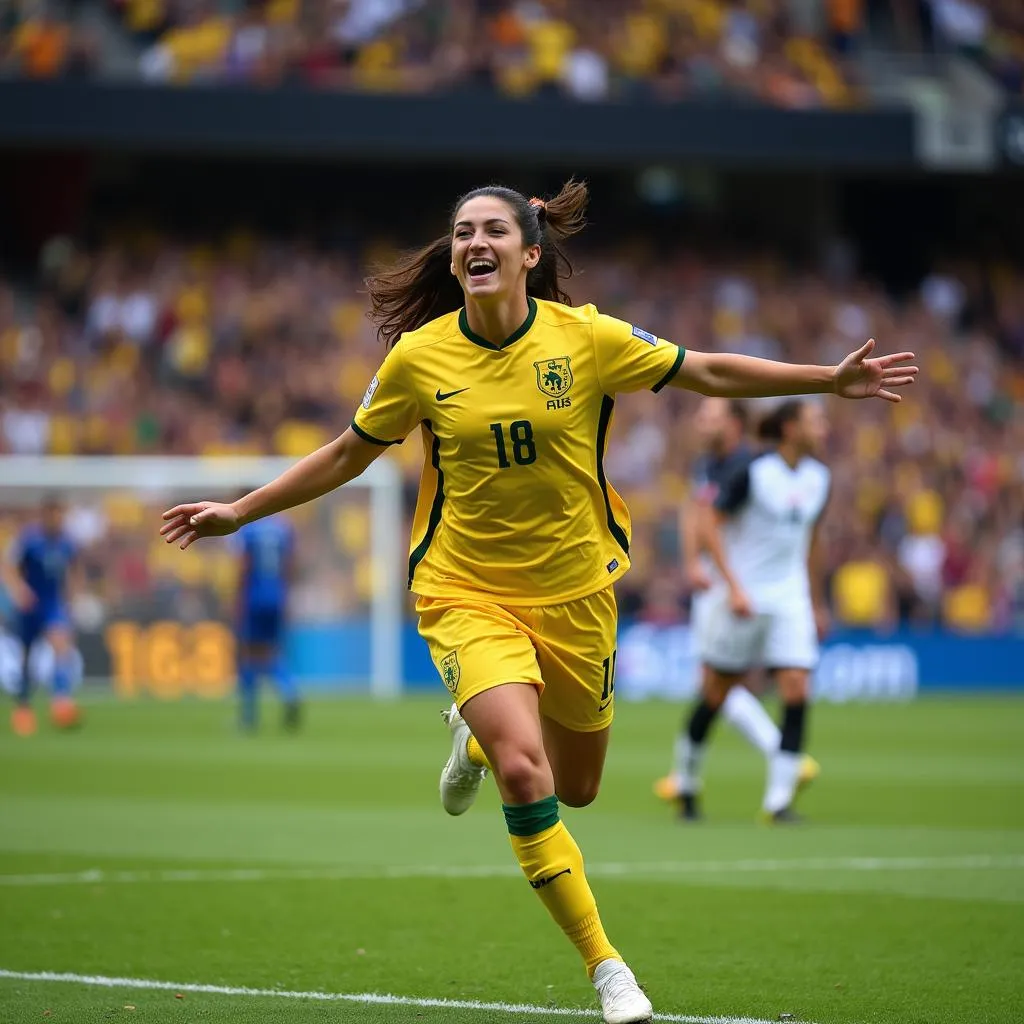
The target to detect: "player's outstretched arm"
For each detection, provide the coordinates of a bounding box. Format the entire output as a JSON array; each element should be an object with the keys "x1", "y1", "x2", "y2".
[
  {"x1": 672, "y1": 339, "x2": 917, "y2": 403},
  {"x1": 160, "y1": 428, "x2": 386, "y2": 550}
]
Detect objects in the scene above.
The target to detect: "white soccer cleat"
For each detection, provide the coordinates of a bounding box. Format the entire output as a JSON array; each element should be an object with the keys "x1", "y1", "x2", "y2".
[
  {"x1": 592, "y1": 959, "x2": 653, "y2": 1024},
  {"x1": 439, "y1": 703, "x2": 487, "y2": 816}
]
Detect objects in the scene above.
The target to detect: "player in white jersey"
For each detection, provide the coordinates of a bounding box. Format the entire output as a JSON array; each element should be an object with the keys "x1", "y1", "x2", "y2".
[
  {"x1": 676, "y1": 399, "x2": 831, "y2": 822},
  {"x1": 655, "y1": 398, "x2": 819, "y2": 816}
]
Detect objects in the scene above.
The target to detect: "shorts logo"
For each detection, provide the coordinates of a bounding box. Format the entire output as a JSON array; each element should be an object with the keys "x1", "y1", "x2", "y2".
[
  {"x1": 439, "y1": 651, "x2": 460, "y2": 694},
  {"x1": 632, "y1": 325, "x2": 657, "y2": 345},
  {"x1": 534, "y1": 357, "x2": 573, "y2": 398},
  {"x1": 361, "y1": 375, "x2": 380, "y2": 410}
]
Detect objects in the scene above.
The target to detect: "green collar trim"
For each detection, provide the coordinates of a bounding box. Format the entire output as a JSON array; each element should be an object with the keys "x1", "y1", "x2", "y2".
[{"x1": 458, "y1": 297, "x2": 537, "y2": 351}]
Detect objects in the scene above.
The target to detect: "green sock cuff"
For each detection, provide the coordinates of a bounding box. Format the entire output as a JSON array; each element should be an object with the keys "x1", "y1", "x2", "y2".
[{"x1": 502, "y1": 795, "x2": 560, "y2": 837}]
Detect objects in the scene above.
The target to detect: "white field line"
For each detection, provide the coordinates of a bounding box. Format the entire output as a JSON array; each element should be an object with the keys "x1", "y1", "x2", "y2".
[
  {"x1": 0, "y1": 967, "x2": 798, "y2": 1024},
  {"x1": 0, "y1": 854, "x2": 1021, "y2": 888}
]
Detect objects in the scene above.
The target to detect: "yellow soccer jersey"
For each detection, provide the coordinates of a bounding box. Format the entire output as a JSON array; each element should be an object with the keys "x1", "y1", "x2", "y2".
[{"x1": 351, "y1": 297, "x2": 685, "y2": 604}]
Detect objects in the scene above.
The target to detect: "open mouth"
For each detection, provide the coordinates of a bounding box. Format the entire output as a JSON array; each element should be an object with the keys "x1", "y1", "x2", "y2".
[{"x1": 467, "y1": 257, "x2": 497, "y2": 280}]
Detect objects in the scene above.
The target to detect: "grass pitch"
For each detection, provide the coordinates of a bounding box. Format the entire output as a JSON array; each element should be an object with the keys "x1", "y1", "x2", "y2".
[{"x1": 0, "y1": 694, "x2": 1021, "y2": 1023}]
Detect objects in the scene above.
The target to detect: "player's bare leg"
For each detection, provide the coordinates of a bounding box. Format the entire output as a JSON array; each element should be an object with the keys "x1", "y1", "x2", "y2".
[
  {"x1": 762, "y1": 667, "x2": 812, "y2": 822},
  {"x1": 47, "y1": 626, "x2": 81, "y2": 730},
  {"x1": 456, "y1": 683, "x2": 652, "y2": 1023},
  {"x1": 541, "y1": 715, "x2": 610, "y2": 808}
]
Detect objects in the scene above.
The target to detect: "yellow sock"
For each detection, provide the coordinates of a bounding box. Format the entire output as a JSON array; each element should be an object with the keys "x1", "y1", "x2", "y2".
[
  {"x1": 505, "y1": 797, "x2": 620, "y2": 977},
  {"x1": 466, "y1": 735, "x2": 490, "y2": 769}
]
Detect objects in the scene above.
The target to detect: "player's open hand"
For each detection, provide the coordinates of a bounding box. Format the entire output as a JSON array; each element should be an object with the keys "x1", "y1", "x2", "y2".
[
  {"x1": 729, "y1": 585, "x2": 754, "y2": 619},
  {"x1": 685, "y1": 560, "x2": 712, "y2": 593},
  {"x1": 160, "y1": 501, "x2": 240, "y2": 549},
  {"x1": 833, "y1": 339, "x2": 918, "y2": 403}
]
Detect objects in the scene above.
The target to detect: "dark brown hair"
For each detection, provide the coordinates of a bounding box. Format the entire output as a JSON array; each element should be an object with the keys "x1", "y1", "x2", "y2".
[
  {"x1": 365, "y1": 180, "x2": 588, "y2": 348},
  {"x1": 758, "y1": 399, "x2": 804, "y2": 442},
  {"x1": 726, "y1": 400, "x2": 749, "y2": 428}
]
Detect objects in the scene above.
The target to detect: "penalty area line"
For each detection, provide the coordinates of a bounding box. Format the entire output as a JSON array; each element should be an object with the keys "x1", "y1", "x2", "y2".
[{"x1": 0, "y1": 968, "x2": 807, "y2": 1024}]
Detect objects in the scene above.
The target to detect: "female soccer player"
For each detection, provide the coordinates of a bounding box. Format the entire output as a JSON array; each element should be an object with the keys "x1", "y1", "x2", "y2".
[{"x1": 160, "y1": 181, "x2": 917, "y2": 1024}]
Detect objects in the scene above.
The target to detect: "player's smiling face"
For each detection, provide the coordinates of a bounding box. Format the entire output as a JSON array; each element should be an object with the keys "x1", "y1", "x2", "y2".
[{"x1": 451, "y1": 197, "x2": 541, "y2": 303}]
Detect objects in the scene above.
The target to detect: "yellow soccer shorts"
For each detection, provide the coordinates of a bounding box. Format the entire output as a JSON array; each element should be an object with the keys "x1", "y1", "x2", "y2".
[{"x1": 416, "y1": 586, "x2": 618, "y2": 733}]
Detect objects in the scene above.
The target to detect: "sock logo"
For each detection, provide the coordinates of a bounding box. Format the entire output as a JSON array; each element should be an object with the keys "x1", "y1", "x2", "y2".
[{"x1": 529, "y1": 868, "x2": 572, "y2": 889}]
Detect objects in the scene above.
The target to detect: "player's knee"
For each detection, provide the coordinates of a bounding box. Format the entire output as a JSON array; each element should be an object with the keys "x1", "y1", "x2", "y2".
[
  {"x1": 490, "y1": 744, "x2": 550, "y2": 804},
  {"x1": 701, "y1": 674, "x2": 732, "y2": 710},
  {"x1": 556, "y1": 778, "x2": 600, "y2": 808},
  {"x1": 775, "y1": 669, "x2": 809, "y2": 703}
]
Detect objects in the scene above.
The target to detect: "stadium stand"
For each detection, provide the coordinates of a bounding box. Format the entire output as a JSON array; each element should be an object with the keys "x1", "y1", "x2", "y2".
[
  {"x1": 1, "y1": 229, "x2": 1021, "y2": 632},
  {"x1": 4, "y1": 0, "x2": 864, "y2": 105}
]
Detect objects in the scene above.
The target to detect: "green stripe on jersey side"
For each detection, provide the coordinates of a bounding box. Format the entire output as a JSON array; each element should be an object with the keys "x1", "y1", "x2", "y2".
[
  {"x1": 351, "y1": 420, "x2": 400, "y2": 446},
  {"x1": 503, "y1": 795, "x2": 560, "y2": 837},
  {"x1": 651, "y1": 345, "x2": 686, "y2": 393},
  {"x1": 407, "y1": 421, "x2": 445, "y2": 589},
  {"x1": 596, "y1": 395, "x2": 629, "y2": 556}
]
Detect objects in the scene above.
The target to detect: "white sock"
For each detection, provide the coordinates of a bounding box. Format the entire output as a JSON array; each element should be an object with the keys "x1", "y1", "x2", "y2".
[
  {"x1": 675, "y1": 735, "x2": 706, "y2": 795},
  {"x1": 723, "y1": 686, "x2": 780, "y2": 757},
  {"x1": 763, "y1": 750, "x2": 801, "y2": 813}
]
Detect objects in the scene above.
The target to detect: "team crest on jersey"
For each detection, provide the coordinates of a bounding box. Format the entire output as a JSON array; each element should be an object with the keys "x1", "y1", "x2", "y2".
[
  {"x1": 534, "y1": 357, "x2": 573, "y2": 398},
  {"x1": 439, "y1": 651, "x2": 460, "y2": 694}
]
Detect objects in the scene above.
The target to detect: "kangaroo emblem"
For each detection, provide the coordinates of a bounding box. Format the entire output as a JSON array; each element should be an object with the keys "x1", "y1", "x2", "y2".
[{"x1": 534, "y1": 356, "x2": 573, "y2": 398}]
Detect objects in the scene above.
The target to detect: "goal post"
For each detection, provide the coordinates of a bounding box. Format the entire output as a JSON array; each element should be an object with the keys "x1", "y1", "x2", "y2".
[{"x1": 0, "y1": 455, "x2": 406, "y2": 699}]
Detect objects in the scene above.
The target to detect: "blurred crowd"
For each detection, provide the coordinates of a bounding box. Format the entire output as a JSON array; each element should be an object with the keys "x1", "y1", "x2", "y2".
[
  {"x1": 1, "y1": 227, "x2": 1022, "y2": 634},
  {"x1": 0, "y1": 0, "x2": 100, "y2": 76},
  {"x1": 5, "y1": 0, "x2": 1023, "y2": 104},
  {"x1": 967, "y1": 0, "x2": 1024, "y2": 96},
  {"x1": 0, "y1": 0, "x2": 875, "y2": 107}
]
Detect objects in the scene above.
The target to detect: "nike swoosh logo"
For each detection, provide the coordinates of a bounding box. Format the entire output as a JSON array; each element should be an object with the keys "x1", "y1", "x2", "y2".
[
  {"x1": 599, "y1": 699, "x2": 613, "y2": 712},
  {"x1": 529, "y1": 868, "x2": 572, "y2": 889},
  {"x1": 436, "y1": 387, "x2": 470, "y2": 402}
]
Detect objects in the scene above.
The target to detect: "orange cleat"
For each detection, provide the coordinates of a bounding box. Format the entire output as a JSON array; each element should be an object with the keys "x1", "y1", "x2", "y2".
[
  {"x1": 11, "y1": 705, "x2": 37, "y2": 737},
  {"x1": 653, "y1": 774, "x2": 681, "y2": 801},
  {"x1": 50, "y1": 698, "x2": 82, "y2": 731}
]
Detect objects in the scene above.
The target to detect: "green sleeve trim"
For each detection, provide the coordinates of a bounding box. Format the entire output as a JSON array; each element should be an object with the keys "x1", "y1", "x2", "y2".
[
  {"x1": 651, "y1": 345, "x2": 686, "y2": 393},
  {"x1": 351, "y1": 419, "x2": 400, "y2": 447},
  {"x1": 503, "y1": 795, "x2": 560, "y2": 837}
]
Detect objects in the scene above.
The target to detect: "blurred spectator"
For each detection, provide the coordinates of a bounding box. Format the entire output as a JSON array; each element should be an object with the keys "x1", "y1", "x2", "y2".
[
  {"x1": 827, "y1": 0, "x2": 863, "y2": 54},
  {"x1": 929, "y1": 0, "x2": 989, "y2": 57}
]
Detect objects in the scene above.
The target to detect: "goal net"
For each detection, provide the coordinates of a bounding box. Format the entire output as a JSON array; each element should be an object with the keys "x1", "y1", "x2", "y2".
[{"x1": 0, "y1": 456, "x2": 405, "y2": 700}]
